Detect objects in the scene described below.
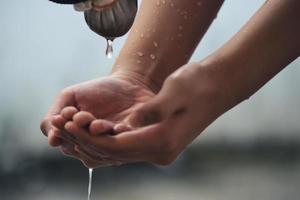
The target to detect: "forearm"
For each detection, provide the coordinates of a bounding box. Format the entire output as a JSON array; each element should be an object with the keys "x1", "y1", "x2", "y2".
[
  {"x1": 200, "y1": 0, "x2": 300, "y2": 112},
  {"x1": 112, "y1": 0, "x2": 224, "y2": 92}
]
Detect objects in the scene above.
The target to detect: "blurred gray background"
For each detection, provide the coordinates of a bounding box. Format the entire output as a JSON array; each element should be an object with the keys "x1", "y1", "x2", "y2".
[{"x1": 0, "y1": 0, "x2": 300, "y2": 200}]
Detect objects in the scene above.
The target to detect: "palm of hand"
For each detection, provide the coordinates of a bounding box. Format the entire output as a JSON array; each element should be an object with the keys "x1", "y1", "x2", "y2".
[{"x1": 66, "y1": 76, "x2": 155, "y2": 125}]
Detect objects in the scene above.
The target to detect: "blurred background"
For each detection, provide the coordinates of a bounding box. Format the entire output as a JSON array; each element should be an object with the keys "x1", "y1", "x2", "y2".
[{"x1": 1, "y1": 0, "x2": 300, "y2": 200}]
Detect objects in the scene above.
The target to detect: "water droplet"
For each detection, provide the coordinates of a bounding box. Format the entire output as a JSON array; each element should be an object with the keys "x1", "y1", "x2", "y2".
[
  {"x1": 137, "y1": 52, "x2": 144, "y2": 57},
  {"x1": 178, "y1": 25, "x2": 183, "y2": 30},
  {"x1": 156, "y1": 0, "x2": 160, "y2": 6},
  {"x1": 106, "y1": 39, "x2": 113, "y2": 59},
  {"x1": 140, "y1": 33, "x2": 144, "y2": 38},
  {"x1": 153, "y1": 42, "x2": 159, "y2": 47},
  {"x1": 177, "y1": 33, "x2": 183, "y2": 37},
  {"x1": 197, "y1": 1, "x2": 202, "y2": 6},
  {"x1": 162, "y1": 0, "x2": 166, "y2": 4},
  {"x1": 88, "y1": 168, "x2": 93, "y2": 200},
  {"x1": 170, "y1": 36, "x2": 175, "y2": 41},
  {"x1": 150, "y1": 54, "x2": 156, "y2": 60},
  {"x1": 170, "y1": 3, "x2": 174, "y2": 7},
  {"x1": 136, "y1": 60, "x2": 142, "y2": 64}
]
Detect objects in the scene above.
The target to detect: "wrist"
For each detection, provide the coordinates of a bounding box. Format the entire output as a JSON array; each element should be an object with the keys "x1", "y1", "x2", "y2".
[
  {"x1": 111, "y1": 49, "x2": 177, "y2": 93},
  {"x1": 110, "y1": 67, "x2": 161, "y2": 94},
  {"x1": 198, "y1": 56, "x2": 250, "y2": 113}
]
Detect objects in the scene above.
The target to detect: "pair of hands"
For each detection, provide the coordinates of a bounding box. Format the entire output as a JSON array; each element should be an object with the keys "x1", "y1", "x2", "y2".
[{"x1": 41, "y1": 63, "x2": 222, "y2": 168}]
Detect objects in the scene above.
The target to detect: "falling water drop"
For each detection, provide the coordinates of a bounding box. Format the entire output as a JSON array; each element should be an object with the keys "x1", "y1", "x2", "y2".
[
  {"x1": 87, "y1": 168, "x2": 93, "y2": 200},
  {"x1": 197, "y1": 1, "x2": 203, "y2": 6},
  {"x1": 106, "y1": 39, "x2": 114, "y2": 59}
]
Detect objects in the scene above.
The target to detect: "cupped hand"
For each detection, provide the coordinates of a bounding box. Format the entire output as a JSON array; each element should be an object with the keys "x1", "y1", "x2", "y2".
[
  {"x1": 40, "y1": 71, "x2": 157, "y2": 166},
  {"x1": 61, "y1": 63, "x2": 228, "y2": 168}
]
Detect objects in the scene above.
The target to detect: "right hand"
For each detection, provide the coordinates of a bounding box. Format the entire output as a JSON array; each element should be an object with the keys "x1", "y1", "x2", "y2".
[{"x1": 40, "y1": 70, "x2": 157, "y2": 167}]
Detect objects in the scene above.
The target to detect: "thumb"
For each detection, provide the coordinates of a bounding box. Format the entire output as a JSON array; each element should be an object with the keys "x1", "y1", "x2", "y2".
[{"x1": 129, "y1": 92, "x2": 184, "y2": 127}]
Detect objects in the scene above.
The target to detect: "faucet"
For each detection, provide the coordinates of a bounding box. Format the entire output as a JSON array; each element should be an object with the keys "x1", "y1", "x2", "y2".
[{"x1": 49, "y1": 0, "x2": 138, "y2": 56}]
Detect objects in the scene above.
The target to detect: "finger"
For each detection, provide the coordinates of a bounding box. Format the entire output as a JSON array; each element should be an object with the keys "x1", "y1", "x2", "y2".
[
  {"x1": 65, "y1": 122, "x2": 92, "y2": 144},
  {"x1": 89, "y1": 119, "x2": 114, "y2": 136},
  {"x1": 61, "y1": 106, "x2": 79, "y2": 120},
  {"x1": 48, "y1": 129, "x2": 63, "y2": 147},
  {"x1": 60, "y1": 143, "x2": 80, "y2": 158},
  {"x1": 75, "y1": 146, "x2": 124, "y2": 167},
  {"x1": 51, "y1": 115, "x2": 67, "y2": 130},
  {"x1": 113, "y1": 123, "x2": 133, "y2": 134},
  {"x1": 67, "y1": 126, "x2": 113, "y2": 159},
  {"x1": 66, "y1": 121, "x2": 162, "y2": 163},
  {"x1": 93, "y1": 124, "x2": 163, "y2": 155},
  {"x1": 74, "y1": 145, "x2": 113, "y2": 168},
  {"x1": 73, "y1": 111, "x2": 95, "y2": 128},
  {"x1": 40, "y1": 90, "x2": 75, "y2": 136},
  {"x1": 51, "y1": 116, "x2": 78, "y2": 146}
]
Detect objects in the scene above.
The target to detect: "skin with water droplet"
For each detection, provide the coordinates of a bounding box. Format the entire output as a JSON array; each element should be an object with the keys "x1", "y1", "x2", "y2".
[
  {"x1": 150, "y1": 54, "x2": 156, "y2": 60},
  {"x1": 137, "y1": 52, "x2": 144, "y2": 57}
]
